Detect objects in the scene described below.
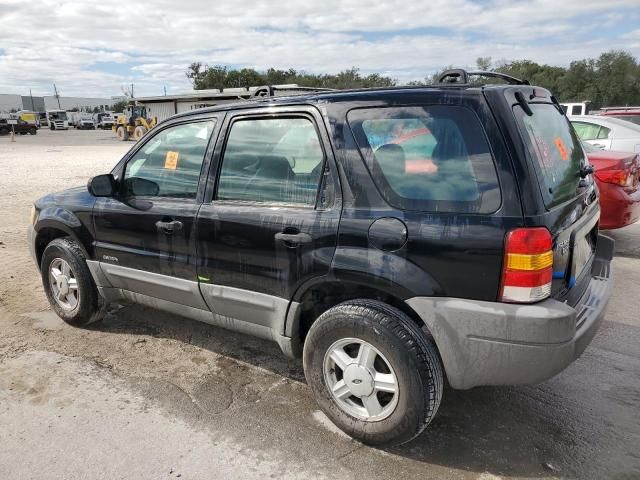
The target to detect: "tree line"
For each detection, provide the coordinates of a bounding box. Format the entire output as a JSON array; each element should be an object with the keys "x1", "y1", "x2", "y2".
[{"x1": 186, "y1": 50, "x2": 640, "y2": 109}]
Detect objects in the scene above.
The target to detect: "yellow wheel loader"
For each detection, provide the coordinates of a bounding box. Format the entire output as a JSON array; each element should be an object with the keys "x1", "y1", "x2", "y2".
[{"x1": 113, "y1": 105, "x2": 157, "y2": 141}]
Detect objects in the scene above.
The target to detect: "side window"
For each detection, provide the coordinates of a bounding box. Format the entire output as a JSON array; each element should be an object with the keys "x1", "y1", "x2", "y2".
[
  {"x1": 571, "y1": 121, "x2": 600, "y2": 141},
  {"x1": 571, "y1": 105, "x2": 583, "y2": 116},
  {"x1": 597, "y1": 126, "x2": 611, "y2": 139},
  {"x1": 216, "y1": 117, "x2": 324, "y2": 206},
  {"x1": 123, "y1": 120, "x2": 215, "y2": 198},
  {"x1": 348, "y1": 105, "x2": 500, "y2": 213}
]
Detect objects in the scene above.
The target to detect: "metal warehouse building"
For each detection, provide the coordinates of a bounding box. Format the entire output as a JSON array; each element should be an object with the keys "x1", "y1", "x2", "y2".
[{"x1": 0, "y1": 93, "x2": 121, "y2": 113}]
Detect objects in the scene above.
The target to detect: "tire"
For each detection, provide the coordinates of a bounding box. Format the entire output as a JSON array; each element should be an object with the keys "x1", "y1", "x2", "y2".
[
  {"x1": 19, "y1": 131, "x2": 27, "y2": 135},
  {"x1": 0, "y1": 127, "x2": 9, "y2": 135},
  {"x1": 133, "y1": 125, "x2": 147, "y2": 140},
  {"x1": 41, "y1": 237, "x2": 101, "y2": 326},
  {"x1": 29, "y1": 127, "x2": 37, "y2": 135},
  {"x1": 116, "y1": 126, "x2": 129, "y2": 141},
  {"x1": 50, "y1": 125, "x2": 55, "y2": 130},
  {"x1": 303, "y1": 300, "x2": 443, "y2": 446}
]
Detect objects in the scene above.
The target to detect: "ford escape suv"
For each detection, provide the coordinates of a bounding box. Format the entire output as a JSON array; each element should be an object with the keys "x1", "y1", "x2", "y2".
[{"x1": 28, "y1": 70, "x2": 614, "y2": 446}]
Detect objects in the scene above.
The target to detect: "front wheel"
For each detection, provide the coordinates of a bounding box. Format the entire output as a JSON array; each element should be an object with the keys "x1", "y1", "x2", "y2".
[
  {"x1": 29, "y1": 127, "x2": 37, "y2": 135},
  {"x1": 303, "y1": 300, "x2": 443, "y2": 446},
  {"x1": 132, "y1": 125, "x2": 147, "y2": 140},
  {"x1": 115, "y1": 126, "x2": 129, "y2": 141},
  {"x1": 41, "y1": 237, "x2": 101, "y2": 326}
]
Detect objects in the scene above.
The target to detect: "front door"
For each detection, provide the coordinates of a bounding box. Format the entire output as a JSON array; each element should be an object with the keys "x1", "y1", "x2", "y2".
[
  {"x1": 93, "y1": 118, "x2": 217, "y2": 309},
  {"x1": 196, "y1": 108, "x2": 341, "y2": 331}
]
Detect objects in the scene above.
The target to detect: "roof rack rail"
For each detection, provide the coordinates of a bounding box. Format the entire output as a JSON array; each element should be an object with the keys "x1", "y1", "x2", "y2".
[
  {"x1": 436, "y1": 69, "x2": 530, "y2": 86},
  {"x1": 251, "y1": 85, "x2": 338, "y2": 98}
]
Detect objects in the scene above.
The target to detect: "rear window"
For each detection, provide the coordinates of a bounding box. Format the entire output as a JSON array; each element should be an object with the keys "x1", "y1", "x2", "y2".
[
  {"x1": 610, "y1": 114, "x2": 640, "y2": 126},
  {"x1": 515, "y1": 104, "x2": 586, "y2": 208},
  {"x1": 347, "y1": 105, "x2": 501, "y2": 213}
]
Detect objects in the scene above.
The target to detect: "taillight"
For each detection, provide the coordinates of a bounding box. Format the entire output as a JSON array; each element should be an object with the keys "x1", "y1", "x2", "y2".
[
  {"x1": 597, "y1": 169, "x2": 633, "y2": 187},
  {"x1": 500, "y1": 227, "x2": 553, "y2": 303}
]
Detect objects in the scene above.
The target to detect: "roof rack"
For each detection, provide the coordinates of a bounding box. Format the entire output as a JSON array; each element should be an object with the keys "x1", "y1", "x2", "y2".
[
  {"x1": 251, "y1": 85, "x2": 338, "y2": 98},
  {"x1": 436, "y1": 69, "x2": 530, "y2": 86}
]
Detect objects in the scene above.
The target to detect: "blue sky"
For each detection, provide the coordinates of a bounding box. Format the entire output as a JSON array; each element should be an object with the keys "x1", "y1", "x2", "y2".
[{"x1": 0, "y1": 0, "x2": 639, "y2": 97}]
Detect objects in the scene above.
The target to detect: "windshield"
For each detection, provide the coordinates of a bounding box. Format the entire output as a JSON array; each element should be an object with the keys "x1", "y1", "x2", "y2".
[
  {"x1": 49, "y1": 111, "x2": 67, "y2": 121},
  {"x1": 514, "y1": 103, "x2": 586, "y2": 208}
]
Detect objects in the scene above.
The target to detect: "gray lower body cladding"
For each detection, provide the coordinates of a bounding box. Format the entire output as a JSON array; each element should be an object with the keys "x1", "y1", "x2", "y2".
[{"x1": 407, "y1": 235, "x2": 614, "y2": 389}]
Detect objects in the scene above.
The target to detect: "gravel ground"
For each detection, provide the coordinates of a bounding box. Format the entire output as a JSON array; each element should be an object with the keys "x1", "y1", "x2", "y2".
[{"x1": 1, "y1": 128, "x2": 640, "y2": 480}]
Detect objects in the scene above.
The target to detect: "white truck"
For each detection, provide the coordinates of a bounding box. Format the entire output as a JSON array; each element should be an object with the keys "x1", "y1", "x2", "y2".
[
  {"x1": 94, "y1": 111, "x2": 115, "y2": 129},
  {"x1": 47, "y1": 110, "x2": 69, "y2": 130},
  {"x1": 74, "y1": 113, "x2": 96, "y2": 130}
]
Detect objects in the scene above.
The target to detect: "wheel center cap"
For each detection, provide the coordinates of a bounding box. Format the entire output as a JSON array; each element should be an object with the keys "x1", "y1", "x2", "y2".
[
  {"x1": 343, "y1": 364, "x2": 374, "y2": 397},
  {"x1": 58, "y1": 277, "x2": 69, "y2": 296}
]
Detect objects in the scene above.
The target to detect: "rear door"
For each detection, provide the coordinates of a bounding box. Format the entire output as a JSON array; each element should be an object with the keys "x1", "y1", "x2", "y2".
[
  {"x1": 510, "y1": 95, "x2": 599, "y2": 300},
  {"x1": 93, "y1": 118, "x2": 219, "y2": 309},
  {"x1": 196, "y1": 106, "x2": 341, "y2": 330}
]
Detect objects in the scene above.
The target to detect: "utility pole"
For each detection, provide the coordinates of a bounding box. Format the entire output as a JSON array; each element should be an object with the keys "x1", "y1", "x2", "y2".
[
  {"x1": 29, "y1": 88, "x2": 35, "y2": 111},
  {"x1": 53, "y1": 84, "x2": 61, "y2": 109},
  {"x1": 163, "y1": 86, "x2": 167, "y2": 96},
  {"x1": 130, "y1": 83, "x2": 134, "y2": 99}
]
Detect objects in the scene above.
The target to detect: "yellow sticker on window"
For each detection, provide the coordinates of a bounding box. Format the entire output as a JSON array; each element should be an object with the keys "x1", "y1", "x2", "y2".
[
  {"x1": 164, "y1": 151, "x2": 179, "y2": 170},
  {"x1": 554, "y1": 137, "x2": 569, "y2": 161}
]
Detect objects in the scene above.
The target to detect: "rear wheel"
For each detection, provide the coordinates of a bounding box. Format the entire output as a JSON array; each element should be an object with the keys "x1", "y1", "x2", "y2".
[
  {"x1": 29, "y1": 127, "x2": 37, "y2": 135},
  {"x1": 116, "y1": 126, "x2": 129, "y2": 141},
  {"x1": 41, "y1": 238, "x2": 101, "y2": 326},
  {"x1": 133, "y1": 125, "x2": 147, "y2": 140},
  {"x1": 303, "y1": 300, "x2": 443, "y2": 446}
]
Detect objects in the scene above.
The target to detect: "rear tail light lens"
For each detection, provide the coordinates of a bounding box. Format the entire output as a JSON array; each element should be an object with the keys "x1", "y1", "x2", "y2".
[
  {"x1": 500, "y1": 227, "x2": 553, "y2": 303},
  {"x1": 598, "y1": 169, "x2": 633, "y2": 187}
]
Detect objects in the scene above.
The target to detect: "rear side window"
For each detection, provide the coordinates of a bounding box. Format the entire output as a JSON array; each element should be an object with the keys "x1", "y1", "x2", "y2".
[
  {"x1": 347, "y1": 105, "x2": 500, "y2": 213},
  {"x1": 515, "y1": 104, "x2": 585, "y2": 208},
  {"x1": 216, "y1": 117, "x2": 324, "y2": 206}
]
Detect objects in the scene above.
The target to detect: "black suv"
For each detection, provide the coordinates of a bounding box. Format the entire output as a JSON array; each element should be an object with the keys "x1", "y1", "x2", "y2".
[{"x1": 28, "y1": 70, "x2": 614, "y2": 446}]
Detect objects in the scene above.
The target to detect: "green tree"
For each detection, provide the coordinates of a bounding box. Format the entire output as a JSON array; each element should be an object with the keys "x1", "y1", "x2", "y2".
[{"x1": 112, "y1": 100, "x2": 128, "y2": 113}]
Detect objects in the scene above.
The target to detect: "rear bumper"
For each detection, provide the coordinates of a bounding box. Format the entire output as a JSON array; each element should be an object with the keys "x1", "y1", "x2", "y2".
[
  {"x1": 407, "y1": 235, "x2": 614, "y2": 390},
  {"x1": 599, "y1": 182, "x2": 640, "y2": 230}
]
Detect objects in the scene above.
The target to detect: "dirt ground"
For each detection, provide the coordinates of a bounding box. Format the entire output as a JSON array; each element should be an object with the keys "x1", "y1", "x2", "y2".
[{"x1": 1, "y1": 128, "x2": 640, "y2": 479}]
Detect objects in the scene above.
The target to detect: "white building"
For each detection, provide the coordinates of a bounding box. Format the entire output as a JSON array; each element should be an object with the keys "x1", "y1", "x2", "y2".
[
  {"x1": 135, "y1": 85, "x2": 313, "y2": 122},
  {"x1": 0, "y1": 94, "x2": 23, "y2": 113}
]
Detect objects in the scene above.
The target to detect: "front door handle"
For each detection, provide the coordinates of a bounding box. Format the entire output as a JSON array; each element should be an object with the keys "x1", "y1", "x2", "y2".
[
  {"x1": 275, "y1": 231, "x2": 312, "y2": 246},
  {"x1": 155, "y1": 219, "x2": 183, "y2": 234}
]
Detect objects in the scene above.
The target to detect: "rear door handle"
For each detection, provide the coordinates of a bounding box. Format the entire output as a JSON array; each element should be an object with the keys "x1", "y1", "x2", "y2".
[
  {"x1": 275, "y1": 231, "x2": 312, "y2": 246},
  {"x1": 155, "y1": 220, "x2": 183, "y2": 234}
]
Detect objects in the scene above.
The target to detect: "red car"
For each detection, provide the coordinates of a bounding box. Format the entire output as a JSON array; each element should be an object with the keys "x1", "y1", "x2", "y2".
[
  {"x1": 584, "y1": 143, "x2": 640, "y2": 229},
  {"x1": 599, "y1": 107, "x2": 640, "y2": 126}
]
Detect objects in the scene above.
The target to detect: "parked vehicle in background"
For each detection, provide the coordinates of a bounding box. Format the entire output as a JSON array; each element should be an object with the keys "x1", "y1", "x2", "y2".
[
  {"x1": 0, "y1": 118, "x2": 37, "y2": 135},
  {"x1": 75, "y1": 114, "x2": 96, "y2": 130},
  {"x1": 598, "y1": 107, "x2": 640, "y2": 126},
  {"x1": 38, "y1": 112, "x2": 49, "y2": 127},
  {"x1": 47, "y1": 110, "x2": 69, "y2": 130},
  {"x1": 583, "y1": 142, "x2": 640, "y2": 229},
  {"x1": 94, "y1": 112, "x2": 115, "y2": 129},
  {"x1": 561, "y1": 101, "x2": 591, "y2": 116},
  {"x1": 112, "y1": 104, "x2": 157, "y2": 141},
  {"x1": 17, "y1": 110, "x2": 39, "y2": 128},
  {"x1": 28, "y1": 70, "x2": 614, "y2": 446},
  {"x1": 570, "y1": 115, "x2": 640, "y2": 152}
]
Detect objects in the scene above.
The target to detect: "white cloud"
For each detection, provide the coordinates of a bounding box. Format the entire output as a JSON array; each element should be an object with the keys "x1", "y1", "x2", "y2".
[{"x1": 0, "y1": 0, "x2": 638, "y2": 97}]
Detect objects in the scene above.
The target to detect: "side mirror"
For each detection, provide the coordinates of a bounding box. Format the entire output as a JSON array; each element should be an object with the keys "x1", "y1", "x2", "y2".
[
  {"x1": 88, "y1": 174, "x2": 116, "y2": 197},
  {"x1": 124, "y1": 177, "x2": 160, "y2": 197}
]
